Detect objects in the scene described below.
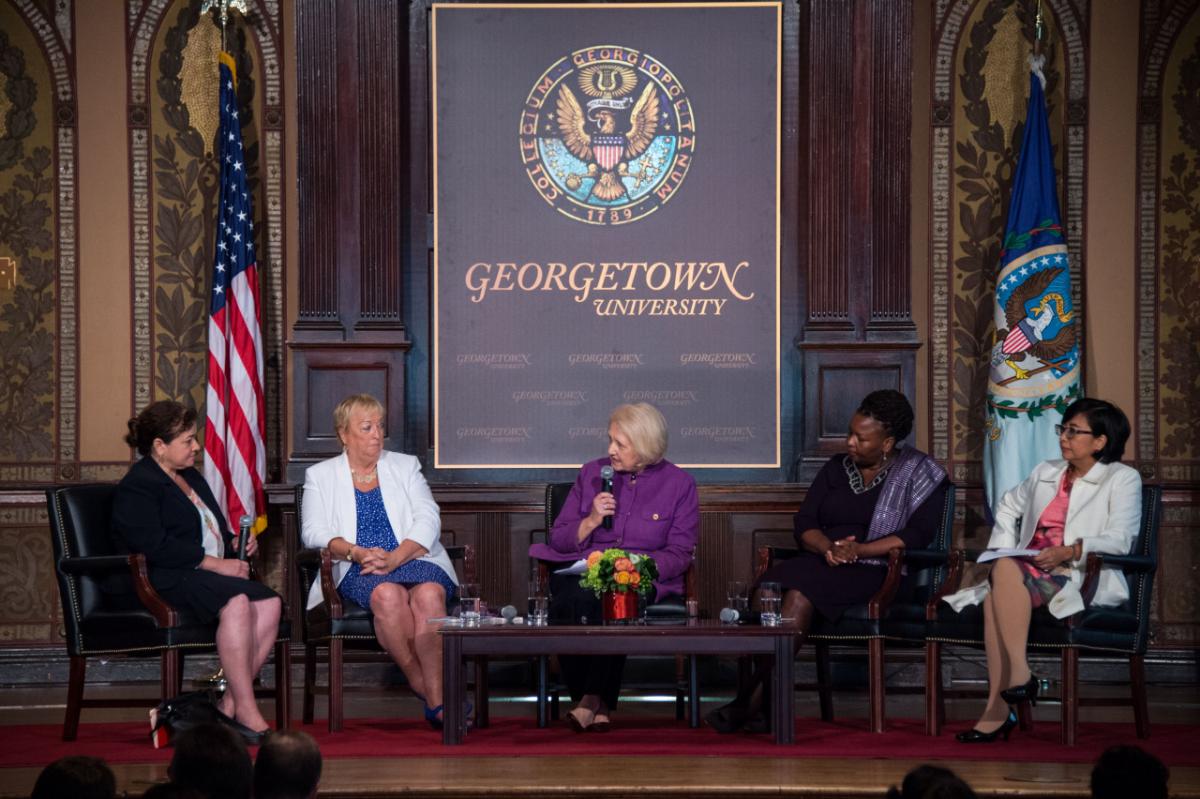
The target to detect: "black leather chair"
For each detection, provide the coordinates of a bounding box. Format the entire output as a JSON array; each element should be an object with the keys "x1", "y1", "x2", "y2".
[
  {"x1": 925, "y1": 484, "x2": 1162, "y2": 745},
  {"x1": 755, "y1": 484, "x2": 955, "y2": 733},
  {"x1": 538, "y1": 482, "x2": 700, "y2": 726},
  {"x1": 48, "y1": 484, "x2": 290, "y2": 740},
  {"x1": 295, "y1": 485, "x2": 478, "y2": 732}
]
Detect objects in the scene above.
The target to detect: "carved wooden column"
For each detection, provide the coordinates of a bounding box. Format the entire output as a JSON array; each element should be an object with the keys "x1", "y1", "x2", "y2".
[
  {"x1": 290, "y1": 0, "x2": 411, "y2": 480},
  {"x1": 798, "y1": 0, "x2": 917, "y2": 477}
]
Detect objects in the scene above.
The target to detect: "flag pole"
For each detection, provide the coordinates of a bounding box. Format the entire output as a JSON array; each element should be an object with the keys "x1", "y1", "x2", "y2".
[{"x1": 1033, "y1": 0, "x2": 1044, "y2": 57}]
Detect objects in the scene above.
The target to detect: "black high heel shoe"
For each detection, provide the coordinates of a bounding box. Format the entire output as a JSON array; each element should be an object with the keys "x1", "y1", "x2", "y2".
[
  {"x1": 1000, "y1": 674, "x2": 1040, "y2": 706},
  {"x1": 955, "y1": 709, "x2": 1018, "y2": 743}
]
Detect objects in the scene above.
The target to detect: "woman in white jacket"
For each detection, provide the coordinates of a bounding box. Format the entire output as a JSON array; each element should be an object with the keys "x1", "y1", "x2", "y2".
[
  {"x1": 951, "y1": 398, "x2": 1140, "y2": 743},
  {"x1": 300, "y1": 394, "x2": 458, "y2": 729}
]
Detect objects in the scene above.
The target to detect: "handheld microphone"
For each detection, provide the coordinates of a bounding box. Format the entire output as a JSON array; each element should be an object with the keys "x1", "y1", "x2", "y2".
[
  {"x1": 500, "y1": 605, "x2": 519, "y2": 624},
  {"x1": 719, "y1": 607, "x2": 740, "y2": 624},
  {"x1": 600, "y1": 464, "x2": 614, "y2": 530},
  {"x1": 237, "y1": 515, "x2": 253, "y2": 561}
]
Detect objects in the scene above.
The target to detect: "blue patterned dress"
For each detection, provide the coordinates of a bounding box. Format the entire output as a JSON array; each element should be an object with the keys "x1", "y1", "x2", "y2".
[{"x1": 336, "y1": 487, "x2": 457, "y2": 609}]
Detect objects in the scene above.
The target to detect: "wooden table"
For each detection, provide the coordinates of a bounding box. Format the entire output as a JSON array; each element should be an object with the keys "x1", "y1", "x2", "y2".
[{"x1": 440, "y1": 620, "x2": 796, "y2": 745}]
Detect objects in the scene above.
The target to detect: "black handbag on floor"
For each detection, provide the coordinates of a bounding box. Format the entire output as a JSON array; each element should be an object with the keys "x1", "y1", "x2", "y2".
[{"x1": 150, "y1": 689, "x2": 221, "y2": 748}]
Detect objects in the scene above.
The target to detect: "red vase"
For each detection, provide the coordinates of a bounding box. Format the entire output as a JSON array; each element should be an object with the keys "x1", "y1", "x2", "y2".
[{"x1": 602, "y1": 590, "x2": 639, "y2": 624}]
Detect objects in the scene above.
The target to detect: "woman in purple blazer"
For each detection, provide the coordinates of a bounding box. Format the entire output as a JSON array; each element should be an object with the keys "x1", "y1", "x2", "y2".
[{"x1": 529, "y1": 402, "x2": 699, "y2": 732}]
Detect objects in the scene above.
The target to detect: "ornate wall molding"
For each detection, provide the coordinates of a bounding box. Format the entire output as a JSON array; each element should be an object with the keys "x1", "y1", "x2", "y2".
[
  {"x1": 126, "y1": 0, "x2": 286, "y2": 479},
  {"x1": 0, "y1": 1, "x2": 78, "y2": 483},
  {"x1": 1135, "y1": 0, "x2": 1200, "y2": 483},
  {"x1": 927, "y1": 0, "x2": 1087, "y2": 485}
]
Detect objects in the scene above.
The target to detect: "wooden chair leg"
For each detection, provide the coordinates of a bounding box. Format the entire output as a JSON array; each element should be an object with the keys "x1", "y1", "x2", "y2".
[
  {"x1": 303, "y1": 643, "x2": 316, "y2": 724},
  {"x1": 868, "y1": 637, "x2": 885, "y2": 733},
  {"x1": 924, "y1": 640, "x2": 941, "y2": 736},
  {"x1": 674, "y1": 654, "x2": 686, "y2": 722},
  {"x1": 328, "y1": 638, "x2": 344, "y2": 733},
  {"x1": 274, "y1": 640, "x2": 290, "y2": 730},
  {"x1": 162, "y1": 649, "x2": 182, "y2": 704},
  {"x1": 1061, "y1": 647, "x2": 1078, "y2": 746},
  {"x1": 175, "y1": 650, "x2": 186, "y2": 696},
  {"x1": 688, "y1": 655, "x2": 700, "y2": 728},
  {"x1": 1017, "y1": 701, "x2": 1033, "y2": 731},
  {"x1": 1130, "y1": 654, "x2": 1149, "y2": 738},
  {"x1": 815, "y1": 642, "x2": 833, "y2": 722},
  {"x1": 64, "y1": 655, "x2": 86, "y2": 741}
]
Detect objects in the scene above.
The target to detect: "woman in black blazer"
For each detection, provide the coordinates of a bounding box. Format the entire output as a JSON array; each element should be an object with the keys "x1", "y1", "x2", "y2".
[{"x1": 109, "y1": 401, "x2": 280, "y2": 742}]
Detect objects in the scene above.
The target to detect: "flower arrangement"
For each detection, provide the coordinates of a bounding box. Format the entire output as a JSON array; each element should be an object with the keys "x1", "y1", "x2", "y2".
[{"x1": 579, "y1": 548, "x2": 659, "y2": 596}]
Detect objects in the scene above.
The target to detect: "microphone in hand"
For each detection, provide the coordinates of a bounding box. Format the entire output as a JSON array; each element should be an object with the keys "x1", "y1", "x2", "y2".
[
  {"x1": 600, "y1": 465, "x2": 614, "y2": 530},
  {"x1": 236, "y1": 515, "x2": 253, "y2": 562}
]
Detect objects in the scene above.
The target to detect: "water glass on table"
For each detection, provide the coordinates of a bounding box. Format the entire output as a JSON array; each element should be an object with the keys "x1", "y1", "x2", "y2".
[
  {"x1": 726, "y1": 580, "x2": 749, "y2": 623},
  {"x1": 759, "y1": 581, "x2": 782, "y2": 627},
  {"x1": 459, "y1": 582, "x2": 481, "y2": 628},
  {"x1": 527, "y1": 579, "x2": 549, "y2": 626}
]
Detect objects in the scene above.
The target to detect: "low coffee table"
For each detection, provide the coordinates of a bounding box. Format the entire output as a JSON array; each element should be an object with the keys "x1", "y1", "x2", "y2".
[{"x1": 440, "y1": 620, "x2": 795, "y2": 745}]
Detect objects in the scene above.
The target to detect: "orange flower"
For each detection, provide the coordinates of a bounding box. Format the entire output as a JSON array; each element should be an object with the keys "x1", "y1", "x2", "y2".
[
  {"x1": 614, "y1": 558, "x2": 633, "y2": 572},
  {"x1": 630, "y1": 571, "x2": 641, "y2": 585},
  {"x1": 614, "y1": 571, "x2": 631, "y2": 585},
  {"x1": 587, "y1": 551, "x2": 603, "y2": 568}
]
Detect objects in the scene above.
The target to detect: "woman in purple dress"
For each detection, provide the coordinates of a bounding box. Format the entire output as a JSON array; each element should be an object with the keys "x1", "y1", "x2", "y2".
[
  {"x1": 530, "y1": 403, "x2": 699, "y2": 732},
  {"x1": 706, "y1": 389, "x2": 949, "y2": 733}
]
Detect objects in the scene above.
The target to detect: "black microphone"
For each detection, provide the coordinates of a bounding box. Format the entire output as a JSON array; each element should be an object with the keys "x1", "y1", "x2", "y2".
[
  {"x1": 500, "y1": 605, "x2": 519, "y2": 624},
  {"x1": 600, "y1": 464, "x2": 614, "y2": 530},
  {"x1": 237, "y1": 515, "x2": 253, "y2": 561}
]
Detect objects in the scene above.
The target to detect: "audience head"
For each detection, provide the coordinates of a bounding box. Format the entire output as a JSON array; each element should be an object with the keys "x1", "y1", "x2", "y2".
[
  {"x1": 608, "y1": 402, "x2": 669, "y2": 470},
  {"x1": 254, "y1": 729, "x2": 324, "y2": 799},
  {"x1": 168, "y1": 722, "x2": 253, "y2": 799},
  {"x1": 885, "y1": 764, "x2": 977, "y2": 799},
  {"x1": 125, "y1": 400, "x2": 197, "y2": 457},
  {"x1": 141, "y1": 784, "x2": 206, "y2": 799},
  {"x1": 1061, "y1": 397, "x2": 1131, "y2": 464},
  {"x1": 856, "y1": 389, "x2": 915, "y2": 444},
  {"x1": 31, "y1": 756, "x2": 116, "y2": 799},
  {"x1": 1091, "y1": 745, "x2": 1168, "y2": 799}
]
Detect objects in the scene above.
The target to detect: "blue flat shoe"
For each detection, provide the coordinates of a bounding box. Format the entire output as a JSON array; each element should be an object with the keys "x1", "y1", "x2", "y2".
[{"x1": 423, "y1": 703, "x2": 444, "y2": 730}]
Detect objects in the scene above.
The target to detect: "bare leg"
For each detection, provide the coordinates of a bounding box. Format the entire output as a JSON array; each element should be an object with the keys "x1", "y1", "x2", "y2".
[
  {"x1": 407, "y1": 582, "x2": 448, "y2": 714},
  {"x1": 248, "y1": 596, "x2": 282, "y2": 675},
  {"x1": 975, "y1": 558, "x2": 1032, "y2": 731},
  {"x1": 370, "y1": 583, "x2": 428, "y2": 701},
  {"x1": 215, "y1": 594, "x2": 269, "y2": 732}
]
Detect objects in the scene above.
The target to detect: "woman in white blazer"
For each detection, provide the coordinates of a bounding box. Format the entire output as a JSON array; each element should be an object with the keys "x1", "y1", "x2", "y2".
[
  {"x1": 949, "y1": 398, "x2": 1140, "y2": 743},
  {"x1": 300, "y1": 394, "x2": 458, "y2": 729}
]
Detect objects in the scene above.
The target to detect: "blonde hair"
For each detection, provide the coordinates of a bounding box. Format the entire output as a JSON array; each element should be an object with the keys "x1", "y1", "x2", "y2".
[
  {"x1": 609, "y1": 402, "x2": 668, "y2": 466},
  {"x1": 332, "y1": 394, "x2": 385, "y2": 443}
]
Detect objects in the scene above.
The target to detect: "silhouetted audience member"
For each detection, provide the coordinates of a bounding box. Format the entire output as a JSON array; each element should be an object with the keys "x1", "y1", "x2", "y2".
[
  {"x1": 141, "y1": 784, "x2": 205, "y2": 799},
  {"x1": 254, "y1": 729, "x2": 323, "y2": 799},
  {"x1": 30, "y1": 756, "x2": 116, "y2": 799},
  {"x1": 168, "y1": 722, "x2": 253, "y2": 799},
  {"x1": 885, "y1": 764, "x2": 978, "y2": 799},
  {"x1": 1091, "y1": 745, "x2": 1169, "y2": 799}
]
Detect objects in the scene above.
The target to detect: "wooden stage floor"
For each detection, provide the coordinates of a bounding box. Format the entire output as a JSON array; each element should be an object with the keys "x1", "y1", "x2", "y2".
[{"x1": 1, "y1": 683, "x2": 1196, "y2": 798}]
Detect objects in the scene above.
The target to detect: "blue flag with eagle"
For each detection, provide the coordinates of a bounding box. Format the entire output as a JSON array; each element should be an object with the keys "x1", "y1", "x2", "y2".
[{"x1": 983, "y1": 55, "x2": 1081, "y2": 513}]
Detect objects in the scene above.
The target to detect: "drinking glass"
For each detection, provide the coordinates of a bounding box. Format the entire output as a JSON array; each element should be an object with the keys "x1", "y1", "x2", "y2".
[
  {"x1": 759, "y1": 581, "x2": 782, "y2": 627},
  {"x1": 727, "y1": 580, "x2": 749, "y2": 620},
  {"x1": 527, "y1": 579, "x2": 549, "y2": 626},
  {"x1": 459, "y1": 582, "x2": 481, "y2": 627}
]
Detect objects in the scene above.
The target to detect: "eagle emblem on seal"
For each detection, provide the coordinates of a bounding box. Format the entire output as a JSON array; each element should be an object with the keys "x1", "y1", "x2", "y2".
[
  {"x1": 555, "y1": 65, "x2": 660, "y2": 202},
  {"x1": 990, "y1": 266, "x2": 1077, "y2": 381}
]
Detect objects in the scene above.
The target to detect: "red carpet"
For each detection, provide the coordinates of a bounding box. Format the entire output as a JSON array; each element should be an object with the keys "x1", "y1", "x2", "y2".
[{"x1": 2, "y1": 715, "x2": 1195, "y2": 769}]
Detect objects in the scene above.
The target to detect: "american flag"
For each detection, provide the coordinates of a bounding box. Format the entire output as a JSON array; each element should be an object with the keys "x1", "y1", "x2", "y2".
[{"x1": 204, "y1": 52, "x2": 266, "y2": 534}]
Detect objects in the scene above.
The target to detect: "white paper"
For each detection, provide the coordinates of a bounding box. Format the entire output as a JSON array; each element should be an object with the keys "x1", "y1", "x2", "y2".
[
  {"x1": 554, "y1": 558, "x2": 589, "y2": 575},
  {"x1": 976, "y1": 548, "x2": 1040, "y2": 563}
]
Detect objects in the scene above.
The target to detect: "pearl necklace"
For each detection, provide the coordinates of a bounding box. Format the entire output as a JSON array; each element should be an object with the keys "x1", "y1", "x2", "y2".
[{"x1": 351, "y1": 467, "x2": 378, "y2": 484}]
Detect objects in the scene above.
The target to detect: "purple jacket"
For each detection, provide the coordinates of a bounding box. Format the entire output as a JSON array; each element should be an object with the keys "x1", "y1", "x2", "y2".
[{"x1": 529, "y1": 457, "x2": 699, "y2": 601}]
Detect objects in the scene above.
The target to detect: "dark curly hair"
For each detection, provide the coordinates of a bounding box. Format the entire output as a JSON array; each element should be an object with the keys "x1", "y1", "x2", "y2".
[
  {"x1": 857, "y1": 389, "x2": 915, "y2": 443},
  {"x1": 125, "y1": 400, "x2": 197, "y2": 457}
]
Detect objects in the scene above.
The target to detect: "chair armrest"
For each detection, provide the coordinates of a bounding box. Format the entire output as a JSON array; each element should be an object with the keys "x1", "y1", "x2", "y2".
[
  {"x1": 316, "y1": 548, "x2": 344, "y2": 619},
  {"x1": 926, "y1": 550, "x2": 965, "y2": 619},
  {"x1": 1094, "y1": 553, "x2": 1157, "y2": 574},
  {"x1": 754, "y1": 545, "x2": 798, "y2": 581},
  {"x1": 867, "y1": 548, "x2": 905, "y2": 619},
  {"x1": 902, "y1": 548, "x2": 949, "y2": 568},
  {"x1": 58, "y1": 554, "x2": 136, "y2": 575},
  {"x1": 684, "y1": 560, "x2": 697, "y2": 602},
  {"x1": 127, "y1": 554, "x2": 179, "y2": 628}
]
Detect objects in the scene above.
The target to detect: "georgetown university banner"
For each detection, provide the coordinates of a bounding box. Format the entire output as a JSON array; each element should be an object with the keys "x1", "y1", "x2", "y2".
[{"x1": 432, "y1": 3, "x2": 781, "y2": 468}]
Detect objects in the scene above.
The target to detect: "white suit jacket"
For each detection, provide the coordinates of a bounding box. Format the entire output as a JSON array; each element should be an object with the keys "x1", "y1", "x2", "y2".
[
  {"x1": 945, "y1": 459, "x2": 1141, "y2": 617},
  {"x1": 300, "y1": 451, "x2": 456, "y2": 610}
]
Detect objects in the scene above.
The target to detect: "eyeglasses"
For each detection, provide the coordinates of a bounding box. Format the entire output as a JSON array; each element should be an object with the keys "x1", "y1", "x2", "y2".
[{"x1": 1055, "y1": 424, "x2": 1094, "y2": 439}]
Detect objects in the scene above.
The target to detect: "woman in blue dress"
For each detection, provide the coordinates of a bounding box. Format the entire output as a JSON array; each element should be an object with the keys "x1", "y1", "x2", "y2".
[{"x1": 300, "y1": 394, "x2": 459, "y2": 728}]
